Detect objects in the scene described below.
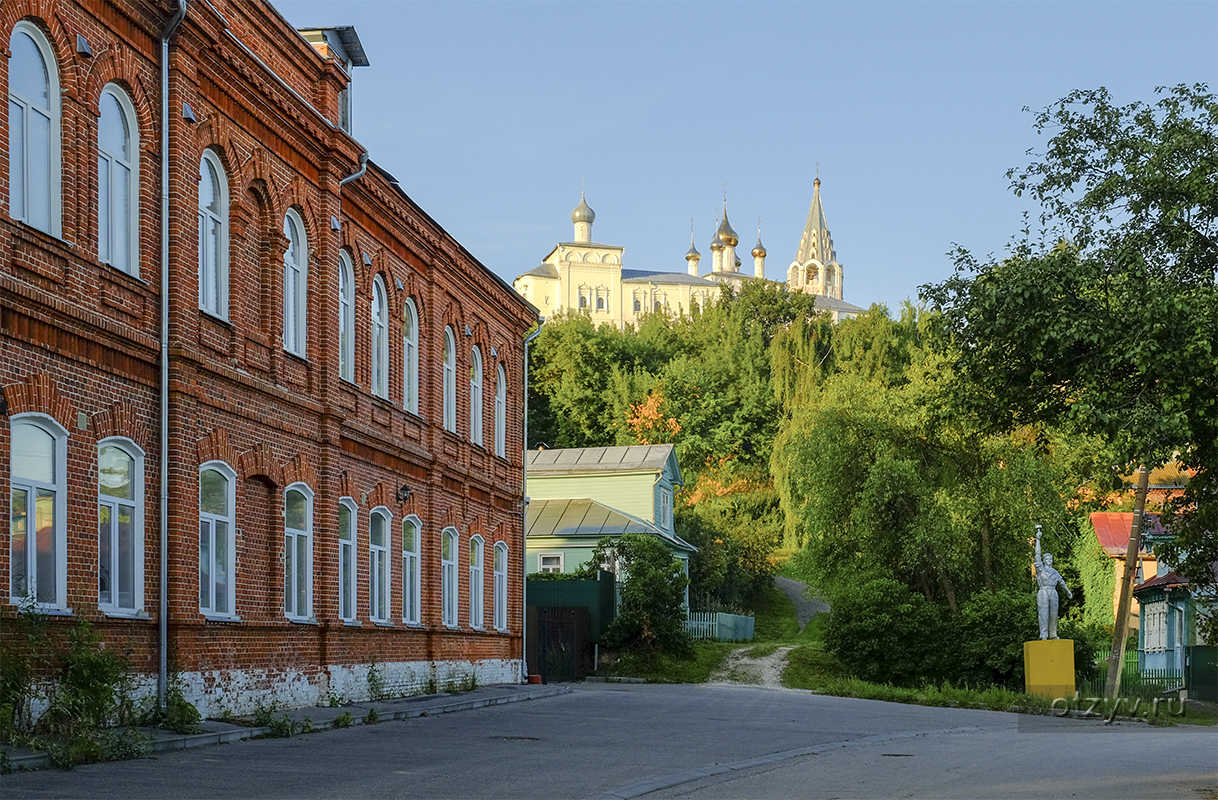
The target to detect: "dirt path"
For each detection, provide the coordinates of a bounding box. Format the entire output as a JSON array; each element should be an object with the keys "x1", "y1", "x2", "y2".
[
  {"x1": 774, "y1": 575, "x2": 829, "y2": 633},
  {"x1": 708, "y1": 644, "x2": 797, "y2": 688}
]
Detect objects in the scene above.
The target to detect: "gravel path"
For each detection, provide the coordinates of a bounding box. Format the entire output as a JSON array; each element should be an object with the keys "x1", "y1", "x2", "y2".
[
  {"x1": 708, "y1": 645, "x2": 797, "y2": 688},
  {"x1": 774, "y1": 575, "x2": 830, "y2": 632}
]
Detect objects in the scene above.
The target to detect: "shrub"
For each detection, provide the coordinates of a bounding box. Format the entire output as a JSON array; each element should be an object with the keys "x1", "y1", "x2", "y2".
[
  {"x1": 949, "y1": 590, "x2": 1038, "y2": 690},
  {"x1": 823, "y1": 578, "x2": 948, "y2": 686}
]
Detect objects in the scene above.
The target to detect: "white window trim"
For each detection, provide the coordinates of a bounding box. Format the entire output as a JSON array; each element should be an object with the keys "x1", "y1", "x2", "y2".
[
  {"x1": 470, "y1": 346, "x2": 483, "y2": 446},
  {"x1": 9, "y1": 413, "x2": 69, "y2": 610},
  {"x1": 197, "y1": 149, "x2": 229, "y2": 319},
  {"x1": 469, "y1": 534, "x2": 484, "y2": 629},
  {"x1": 283, "y1": 482, "x2": 314, "y2": 621},
  {"x1": 441, "y1": 527, "x2": 459, "y2": 627},
  {"x1": 97, "y1": 437, "x2": 145, "y2": 616},
  {"x1": 494, "y1": 363, "x2": 507, "y2": 458},
  {"x1": 369, "y1": 507, "x2": 392, "y2": 623},
  {"x1": 199, "y1": 460, "x2": 238, "y2": 619},
  {"x1": 8, "y1": 22, "x2": 62, "y2": 237},
  {"x1": 338, "y1": 497, "x2": 357, "y2": 622},
  {"x1": 493, "y1": 541, "x2": 508, "y2": 632},
  {"x1": 97, "y1": 84, "x2": 139, "y2": 276},
  {"x1": 283, "y1": 208, "x2": 308, "y2": 357},
  {"x1": 659, "y1": 486, "x2": 673, "y2": 531},
  {"x1": 402, "y1": 514, "x2": 422, "y2": 626},
  {"x1": 338, "y1": 252, "x2": 355, "y2": 382},
  {"x1": 443, "y1": 326, "x2": 457, "y2": 433},
  {"x1": 538, "y1": 552, "x2": 564, "y2": 574},
  {"x1": 403, "y1": 298, "x2": 419, "y2": 414},
  {"x1": 371, "y1": 274, "x2": 389, "y2": 398}
]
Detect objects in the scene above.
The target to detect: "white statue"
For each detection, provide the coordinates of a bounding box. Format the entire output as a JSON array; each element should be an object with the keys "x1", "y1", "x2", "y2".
[{"x1": 1034, "y1": 524, "x2": 1073, "y2": 639}]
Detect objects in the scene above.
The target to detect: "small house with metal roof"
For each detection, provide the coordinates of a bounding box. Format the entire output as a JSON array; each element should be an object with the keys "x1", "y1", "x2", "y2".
[{"x1": 525, "y1": 445, "x2": 696, "y2": 578}]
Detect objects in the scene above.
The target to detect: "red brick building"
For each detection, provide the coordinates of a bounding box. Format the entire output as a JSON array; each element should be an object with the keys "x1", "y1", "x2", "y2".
[{"x1": 1, "y1": 0, "x2": 537, "y2": 715}]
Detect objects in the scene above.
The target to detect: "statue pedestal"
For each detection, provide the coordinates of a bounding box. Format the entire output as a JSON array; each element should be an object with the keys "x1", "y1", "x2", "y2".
[{"x1": 1024, "y1": 639, "x2": 1075, "y2": 700}]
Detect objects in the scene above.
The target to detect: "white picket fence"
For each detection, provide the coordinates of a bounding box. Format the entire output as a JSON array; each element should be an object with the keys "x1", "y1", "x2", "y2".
[{"x1": 685, "y1": 611, "x2": 755, "y2": 642}]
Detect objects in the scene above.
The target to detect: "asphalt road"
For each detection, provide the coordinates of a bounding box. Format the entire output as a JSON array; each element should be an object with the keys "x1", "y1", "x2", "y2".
[{"x1": 3, "y1": 683, "x2": 1214, "y2": 799}]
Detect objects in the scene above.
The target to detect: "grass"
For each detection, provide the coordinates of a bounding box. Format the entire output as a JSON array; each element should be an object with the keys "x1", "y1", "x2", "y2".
[
  {"x1": 750, "y1": 583, "x2": 826, "y2": 645},
  {"x1": 601, "y1": 642, "x2": 738, "y2": 683}
]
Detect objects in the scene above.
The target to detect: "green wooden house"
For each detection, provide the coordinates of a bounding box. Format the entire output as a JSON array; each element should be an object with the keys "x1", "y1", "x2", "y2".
[{"x1": 524, "y1": 445, "x2": 696, "y2": 583}]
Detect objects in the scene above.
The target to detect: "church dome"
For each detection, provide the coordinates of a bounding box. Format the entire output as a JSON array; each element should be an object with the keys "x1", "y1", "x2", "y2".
[
  {"x1": 752, "y1": 236, "x2": 767, "y2": 258},
  {"x1": 686, "y1": 240, "x2": 700, "y2": 260},
  {"x1": 709, "y1": 231, "x2": 724, "y2": 251},
  {"x1": 571, "y1": 194, "x2": 595, "y2": 225},
  {"x1": 717, "y1": 211, "x2": 739, "y2": 247}
]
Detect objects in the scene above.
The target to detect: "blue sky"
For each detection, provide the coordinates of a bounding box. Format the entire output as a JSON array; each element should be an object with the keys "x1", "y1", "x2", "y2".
[{"x1": 274, "y1": 1, "x2": 1217, "y2": 315}]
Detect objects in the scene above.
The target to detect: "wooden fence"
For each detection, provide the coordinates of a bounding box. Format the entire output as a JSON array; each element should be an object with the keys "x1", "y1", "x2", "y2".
[{"x1": 685, "y1": 612, "x2": 755, "y2": 642}]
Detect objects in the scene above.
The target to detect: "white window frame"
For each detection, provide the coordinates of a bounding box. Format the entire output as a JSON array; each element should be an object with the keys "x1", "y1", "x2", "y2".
[
  {"x1": 283, "y1": 483, "x2": 313, "y2": 621},
  {"x1": 403, "y1": 298, "x2": 419, "y2": 414},
  {"x1": 283, "y1": 208, "x2": 308, "y2": 357},
  {"x1": 369, "y1": 507, "x2": 391, "y2": 623},
  {"x1": 338, "y1": 498, "x2": 357, "y2": 622},
  {"x1": 97, "y1": 85, "x2": 139, "y2": 275},
  {"x1": 659, "y1": 486, "x2": 673, "y2": 531},
  {"x1": 371, "y1": 274, "x2": 389, "y2": 398},
  {"x1": 493, "y1": 541, "x2": 508, "y2": 631},
  {"x1": 9, "y1": 414, "x2": 69, "y2": 609},
  {"x1": 494, "y1": 363, "x2": 507, "y2": 458},
  {"x1": 441, "y1": 527, "x2": 458, "y2": 627},
  {"x1": 469, "y1": 534, "x2": 484, "y2": 629},
  {"x1": 402, "y1": 514, "x2": 421, "y2": 625},
  {"x1": 538, "y1": 553, "x2": 564, "y2": 574},
  {"x1": 97, "y1": 437, "x2": 145, "y2": 615},
  {"x1": 8, "y1": 22, "x2": 61, "y2": 236},
  {"x1": 197, "y1": 150, "x2": 228, "y2": 318},
  {"x1": 443, "y1": 326, "x2": 457, "y2": 433},
  {"x1": 470, "y1": 345, "x2": 483, "y2": 446},
  {"x1": 338, "y1": 252, "x2": 355, "y2": 382},
  {"x1": 199, "y1": 461, "x2": 238, "y2": 618}
]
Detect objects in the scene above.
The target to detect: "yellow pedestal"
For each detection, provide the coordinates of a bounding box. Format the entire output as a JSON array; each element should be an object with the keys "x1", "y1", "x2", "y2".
[{"x1": 1024, "y1": 639, "x2": 1075, "y2": 700}]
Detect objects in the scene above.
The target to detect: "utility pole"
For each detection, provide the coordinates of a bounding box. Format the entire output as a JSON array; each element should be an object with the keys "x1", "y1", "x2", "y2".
[{"x1": 1104, "y1": 465, "x2": 1151, "y2": 699}]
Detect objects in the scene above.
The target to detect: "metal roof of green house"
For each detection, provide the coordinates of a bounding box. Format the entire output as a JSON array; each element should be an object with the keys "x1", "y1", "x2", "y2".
[
  {"x1": 527, "y1": 444, "x2": 677, "y2": 474},
  {"x1": 526, "y1": 498, "x2": 696, "y2": 553}
]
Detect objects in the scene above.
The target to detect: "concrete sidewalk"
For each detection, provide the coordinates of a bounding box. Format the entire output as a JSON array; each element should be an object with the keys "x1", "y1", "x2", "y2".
[{"x1": 4, "y1": 683, "x2": 569, "y2": 772}]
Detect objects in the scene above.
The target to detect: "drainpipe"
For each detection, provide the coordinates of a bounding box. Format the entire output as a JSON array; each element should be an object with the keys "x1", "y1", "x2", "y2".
[
  {"x1": 339, "y1": 152, "x2": 368, "y2": 187},
  {"x1": 520, "y1": 318, "x2": 544, "y2": 681},
  {"x1": 158, "y1": 0, "x2": 189, "y2": 708}
]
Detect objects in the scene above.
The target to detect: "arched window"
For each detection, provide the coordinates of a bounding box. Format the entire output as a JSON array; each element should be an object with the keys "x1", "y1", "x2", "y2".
[
  {"x1": 199, "y1": 462, "x2": 237, "y2": 617},
  {"x1": 98, "y1": 86, "x2": 138, "y2": 274},
  {"x1": 8, "y1": 23, "x2": 60, "y2": 235},
  {"x1": 469, "y1": 346, "x2": 483, "y2": 446},
  {"x1": 494, "y1": 363, "x2": 506, "y2": 458},
  {"x1": 338, "y1": 499, "x2": 357, "y2": 621},
  {"x1": 443, "y1": 326, "x2": 457, "y2": 433},
  {"x1": 402, "y1": 515, "x2": 421, "y2": 625},
  {"x1": 402, "y1": 299, "x2": 419, "y2": 414},
  {"x1": 493, "y1": 542, "x2": 508, "y2": 631},
  {"x1": 469, "y1": 535, "x2": 484, "y2": 628},
  {"x1": 284, "y1": 484, "x2": 313, "y2": 620},
  {"x1": 633, "y1": 296, "x2": 641, "y2": 313},
  {"x1": 369, "y1": 508, "x2": 391, "y2": 623},
  {"x1": 9, "y1": 415, "x2": 68, "y2": 607},
  {"x1": 198, "y1": 151, "x2": 228, "y2": 317},
  {"x1": 370, "y1": 275, "x2": 389, "y2": 398},
  {"x1": 98, "y1": 439, "x2": 145, "y2": 614},
  {"x1": 283, "y1": 209, "x2": 308, "y2": 356},
  {"x1": 441, "y1": 527, "x2": 458, "y2": 626},
  {"x1": 596, "y1": 293, "x2": 605, "y2": 311},
  {"x1": 338, "y1": 252, "x2": 355, "y2": 382}
]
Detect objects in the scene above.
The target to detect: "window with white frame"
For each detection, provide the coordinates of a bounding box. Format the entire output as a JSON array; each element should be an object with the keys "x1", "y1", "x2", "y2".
[
  {"x1": 199, "y1": 463, "x2": 237, "y2": 616},
  {"x1": 369, "y1": 508, "x2": 390, "y2": 622},
  {"x1": 283, "y1": 209, "x2": 308, "y2": 356},
  {"x1": 10, "y1": 415, "x2": 68, "y2": 607},
  {"x1": 442, "y1": 527, "x2": 458, "y2": 626},
  {"x1": 403, "y1": 299, "x2": 419, "y2": 414},
  {"x1": 97, "y1": 86, "x2": 138, "y2": 275},
  {"x1": 402, "y1": 515, "x2": 421, "y2": 625},
  {"x1": 371, "y1": 275, "x2": 389, "y2": 398},
  {"x1": 284, "y1": 484, "x2": 313, "y2": 620},
  {"x1": 443, "y1": 326, "x2": 457, "y2": 433},
  {"x1": 1144, "y1": 601, "x2": 1166, "y2": 653},
  {"x1": 98, "y1": 439, "x2": 144, "y2": 614},
  {"x1": 493, "y1": 542, "x2": 507, "y2": 631},
  {"x1": 8, "y1": 23, "x2": 60, "y2": 236},
  {"x1": 469, "y1": 535, "x2": 484, "y2": 628},
  {"x1": 338, "y1": 252, "x2": 355, "y2": 382},
  {"x1": 197, "y1": 150, "x2": 228, "y2": 317},
  {"x1": 338, "y1": 499, "x2": 356, "y2": 621},
  {"x1": 470, "y1": 346, "x2": 483, "y2": 446},
  {"x1": 659, "y1": 486, "x2": 673, "y2": 531},
  {"x1": 538, "y1": 553, "x2": 563, "y2": 574},
  {"x1": 494, "y1": 363, "x2": 506, "y2": 458}
]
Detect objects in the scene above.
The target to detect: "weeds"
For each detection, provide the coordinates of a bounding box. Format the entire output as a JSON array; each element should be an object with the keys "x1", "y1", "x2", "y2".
[
  {"x1": 367, "y1": 660, "x2": 386, "y2": 702},
  {"x1": 333, "y1": 711, "x2": 354, "y2": 728},
  {"x1": 363, "y1": 707, "x2": 380, "y2": 725}
]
